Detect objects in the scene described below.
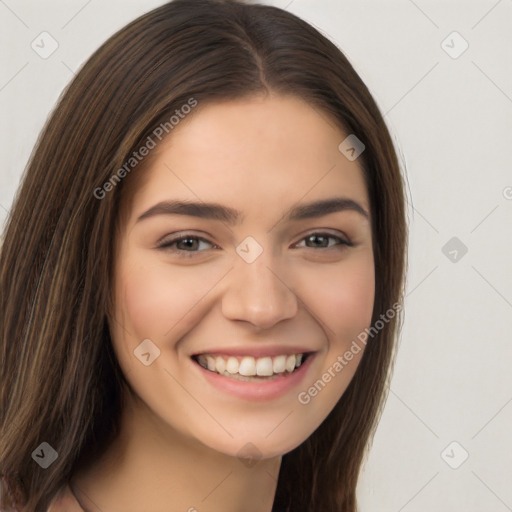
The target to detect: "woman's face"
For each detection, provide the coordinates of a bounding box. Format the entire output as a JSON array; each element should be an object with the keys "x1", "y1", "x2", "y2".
[{"x1": 111, "y1": 93, "x2": 374, "y2": 459}]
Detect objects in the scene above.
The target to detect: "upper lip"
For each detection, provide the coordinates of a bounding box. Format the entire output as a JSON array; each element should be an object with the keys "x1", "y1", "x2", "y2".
[{"x1": 191, "y1": 345, "x2": 317, "y2": 358}]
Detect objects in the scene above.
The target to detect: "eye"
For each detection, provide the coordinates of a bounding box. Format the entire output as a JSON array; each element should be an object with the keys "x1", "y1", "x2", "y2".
[
  {"x1": 294, "y1": 232, "x2": 352, "y2": 250},
  {"x1": 157, "y1": 231, "x2": 352, "y2": 259},
  {"x1": 157, "y1": 234, "x2": 218, "y2": 258}
]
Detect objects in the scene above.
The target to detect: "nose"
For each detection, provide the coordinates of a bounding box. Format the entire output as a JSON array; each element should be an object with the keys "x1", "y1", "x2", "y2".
[{"x1": 221, "y1": 248, "x2": 298, "y2": 330}]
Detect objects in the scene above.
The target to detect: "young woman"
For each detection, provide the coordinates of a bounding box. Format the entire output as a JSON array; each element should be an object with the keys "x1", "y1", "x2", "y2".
[{"x1": 0, "y1": 0, "x2": 407, "y2": 510}]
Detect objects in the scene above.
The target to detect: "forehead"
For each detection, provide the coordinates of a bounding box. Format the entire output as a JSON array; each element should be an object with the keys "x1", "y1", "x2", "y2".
[{"x1": 124, "y1": 94, "x2": 370, "y2": 226}]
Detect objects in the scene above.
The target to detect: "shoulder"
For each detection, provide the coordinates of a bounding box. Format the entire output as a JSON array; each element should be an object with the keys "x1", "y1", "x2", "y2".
[
  {"x1": 47, "y1": 484, "x2": 85, "y2": 512},
  {"x1": 0, "y1": 476, "x2": 84, "y2": 512}
]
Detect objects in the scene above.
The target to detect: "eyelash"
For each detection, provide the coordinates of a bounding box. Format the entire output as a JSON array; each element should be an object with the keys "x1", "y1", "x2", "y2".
[{"x1": 157, "y1": 232, "x2": 353, "y2": 258}]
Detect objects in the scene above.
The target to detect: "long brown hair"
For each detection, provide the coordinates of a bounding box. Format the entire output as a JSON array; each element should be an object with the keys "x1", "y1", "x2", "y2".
[{"x1": 0, "y1": 0, "x2": 407, "y2": 510}]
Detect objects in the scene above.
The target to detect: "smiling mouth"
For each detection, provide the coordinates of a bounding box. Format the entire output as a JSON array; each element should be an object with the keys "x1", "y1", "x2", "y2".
[{"x1": 191, "y1": 352, "x2": 312, "y2": 381}]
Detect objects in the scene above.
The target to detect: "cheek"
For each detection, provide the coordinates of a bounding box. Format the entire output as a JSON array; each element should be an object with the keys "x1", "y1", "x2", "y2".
[
  {"x1": 294, "y1": 254, "x2": 374, "y2": 425},
  {"x1": 119, "y1": 265, "x2": 176, "y2": 338},
  {"x1": 110, "y1": 256, "x2": 216, "y2": 383},
  {"x1": 112, "y1": 254, "x2": 222, "y2": 343},
  {"x1": 312, "y1": 254, "x2": 375, "y2": 342}
]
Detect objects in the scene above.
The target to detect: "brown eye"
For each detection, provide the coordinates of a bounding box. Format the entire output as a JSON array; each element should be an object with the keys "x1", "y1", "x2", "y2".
[
  {"x1": 296, "y1": 232, "x2": 352, "y2": 249},
  {"x1": 157, "y1": 234, "x2": 217, "y2": 257}
]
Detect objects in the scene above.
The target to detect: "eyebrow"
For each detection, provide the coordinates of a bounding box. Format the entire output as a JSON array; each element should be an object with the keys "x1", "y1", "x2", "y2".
[{"x1": 136, "y1": 197, "x2": 370, "y2": 225}]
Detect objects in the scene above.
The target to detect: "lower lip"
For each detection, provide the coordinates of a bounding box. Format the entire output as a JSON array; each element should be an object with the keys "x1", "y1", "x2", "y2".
[{"x1": 192, "y1": 354, "x2": 316, "y2": 401}]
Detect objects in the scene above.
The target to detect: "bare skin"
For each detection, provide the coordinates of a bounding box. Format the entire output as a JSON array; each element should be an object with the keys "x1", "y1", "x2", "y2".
[{"x1": 71, "y1": 93, "x2": 374, "y2": 512}]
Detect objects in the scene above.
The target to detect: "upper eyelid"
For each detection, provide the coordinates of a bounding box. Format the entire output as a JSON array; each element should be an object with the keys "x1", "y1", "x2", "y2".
[{"x1": 157, "y1": 233, "x2": 217, "y2": 247}]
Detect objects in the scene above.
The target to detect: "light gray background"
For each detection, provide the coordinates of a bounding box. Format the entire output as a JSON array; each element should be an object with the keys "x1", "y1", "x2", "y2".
[{"x1": 1, "y1": 1, "x2": 511, "y2": 510}]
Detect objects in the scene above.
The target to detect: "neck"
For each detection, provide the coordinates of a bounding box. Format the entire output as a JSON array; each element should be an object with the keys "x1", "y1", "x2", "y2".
[{"x1": 71, "y1": 391, "x2": 281, "y2": 512}]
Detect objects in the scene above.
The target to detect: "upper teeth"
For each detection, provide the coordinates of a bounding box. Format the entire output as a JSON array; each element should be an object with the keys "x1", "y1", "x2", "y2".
[{"x1": 196, "y1": 353, "x2": 304, "y2": 376}]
